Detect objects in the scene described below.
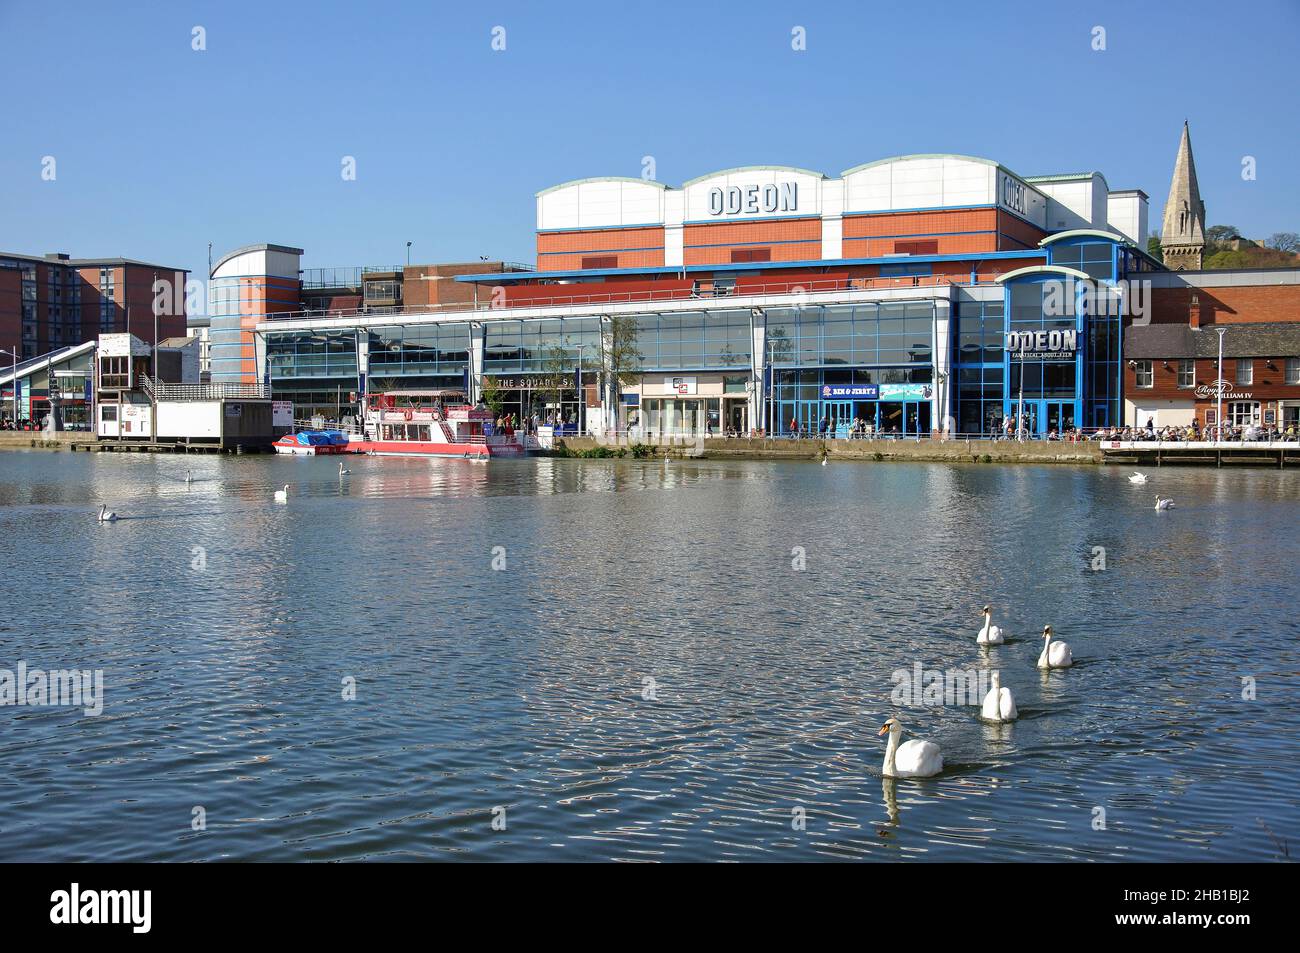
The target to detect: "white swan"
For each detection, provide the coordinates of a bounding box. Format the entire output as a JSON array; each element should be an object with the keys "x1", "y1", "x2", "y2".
[
  {"x1": 338, "y1": 461, "x2": 350, "y2": 475},
  {"x1": 1155, "y1": 496, "x2": 1175, "y2": 510},
  {"x1": 1129, "y1": 471, "x2": 1148, "y2": 484},
  {"x1": 274, "y1": 484, "x2": 289, "y2": 503},
  {"x1": 185, "y1": 469, "x2": 193, "y2": 484},
  {"x1": 821, "y1": 457, "x2": 828, "y2": 466},
  {"x1": 976, "y1": 604, "x2": 1004, "y2": 645},
  {"x1": 878, "y1": 717, "x2": 944, "y2": 779},
  {"x1": 1037, "y1": 624, "x2": 1073, "y2": 669},
  {"x1": 980, "y1": 670, "x2": 1018, "y2": 722},
  {"x1": 96, "y1": 504, "x2": 118, "y2": 523}
]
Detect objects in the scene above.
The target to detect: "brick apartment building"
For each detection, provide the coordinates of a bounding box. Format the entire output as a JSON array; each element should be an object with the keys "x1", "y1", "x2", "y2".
[{"x1": 0, "y1": 251, "x2": 188, "y2": 360}]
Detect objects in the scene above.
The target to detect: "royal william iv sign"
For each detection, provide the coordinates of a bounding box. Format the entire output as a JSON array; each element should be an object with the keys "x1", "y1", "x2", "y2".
[{"x1": 1005, "y1": 329, "x2": 1078, "y2": 361}]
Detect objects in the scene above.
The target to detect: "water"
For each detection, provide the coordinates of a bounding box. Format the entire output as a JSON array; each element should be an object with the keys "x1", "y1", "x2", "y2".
[{"x1": 0, "y1": 449, "x2": 1296, "y2": 862}]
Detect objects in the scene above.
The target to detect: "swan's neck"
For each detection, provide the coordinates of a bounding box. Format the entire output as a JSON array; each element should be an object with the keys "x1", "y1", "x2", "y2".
[
  {"x1": 883, "y1": 729, "x2": 899, "y2": 775},
  {"x1": 981, "y1": 614, "x2": 990, "y2": 636}
]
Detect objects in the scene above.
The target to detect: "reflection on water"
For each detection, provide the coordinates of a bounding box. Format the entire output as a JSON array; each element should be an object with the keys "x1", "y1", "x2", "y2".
[{"x1": 0, "y1": 450, "x2": 1297, "y2": 861}]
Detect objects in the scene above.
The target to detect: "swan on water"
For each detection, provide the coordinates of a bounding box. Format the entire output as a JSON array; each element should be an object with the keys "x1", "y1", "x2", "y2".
[
  {"x1": 1037, "y1": 624, "x2": 1073, "y2": 669},
  {"x1": 1155, "y1": 496, "x2": 1175, "y2": 510},
  {"x1": 185, "y1": 470, "x2": 193, "y2": 484},
  {"x1": 980, "y1": 670, "x2": 1018, "y2": 722},
  {"x1": 274, "y1": 485, "x2": 289, "y2": 503},
  {"x1": 96, "y1": 504, "x2": 118, "y2": 523},
  {"x1": 821, "y1": 457, "x2": 828, "y2": 466},
  {"x1": 1129, "y1": 472, "x2": 1148, "y2": 484},
  {"x1": 976, "y1": 604, "x2": 1004, "y2": 645},
  {"x1": 878, "y1": 717, "x2": 944, "y2": 779},
  {"x1": 338, "y1": 461, "x2": 350, "y2": 475}
]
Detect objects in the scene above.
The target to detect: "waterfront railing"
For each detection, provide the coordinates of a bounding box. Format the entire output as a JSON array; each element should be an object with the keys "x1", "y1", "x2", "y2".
[{"x1": 263, "y1": 273, "x2": 1011, "y2": 326}]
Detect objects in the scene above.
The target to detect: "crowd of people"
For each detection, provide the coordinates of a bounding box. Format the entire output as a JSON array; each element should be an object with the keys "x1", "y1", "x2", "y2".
[
  {"x1": 1094, "y1": 418, "x2": 1299, "y2": 442},
  {"x1": 772, "y1": 411, "x2": 1300, "y2": 442}
]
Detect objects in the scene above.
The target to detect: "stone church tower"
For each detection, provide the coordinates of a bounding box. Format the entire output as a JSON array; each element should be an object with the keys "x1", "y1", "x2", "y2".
[{"x1": 1160, "y1": 121, "x2": 1207, "y2": 270}]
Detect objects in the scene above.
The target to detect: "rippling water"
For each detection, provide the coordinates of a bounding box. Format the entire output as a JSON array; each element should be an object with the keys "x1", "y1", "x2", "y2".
[{"x1": 0, "y1": 449, "x2": 1296, "y2": 861}]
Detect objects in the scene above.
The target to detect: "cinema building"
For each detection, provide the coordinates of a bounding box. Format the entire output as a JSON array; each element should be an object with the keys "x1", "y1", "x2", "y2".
[{"x1": 252, "y1": 154, "x2": 1163, "y2": 435}]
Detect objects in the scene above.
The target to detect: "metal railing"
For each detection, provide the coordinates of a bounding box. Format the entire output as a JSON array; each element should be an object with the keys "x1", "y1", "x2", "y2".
[
  {"x1": 261, "y1": 272, "x2": 1006, "y2": 327},
  {"x1": 140, "y1": 375, "x2": 272, "y2": 401}
]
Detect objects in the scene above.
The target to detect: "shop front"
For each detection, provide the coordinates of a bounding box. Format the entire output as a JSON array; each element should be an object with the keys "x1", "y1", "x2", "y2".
[
  {"x1": 773, "y1": 370, "x2": 935, "y2": 437},
  {"x1": 482, "y1": 373, "x2": 583, "y2": 430},
  {"x1": 632, "y1": 373, "x2": 738, "y2": 438}
]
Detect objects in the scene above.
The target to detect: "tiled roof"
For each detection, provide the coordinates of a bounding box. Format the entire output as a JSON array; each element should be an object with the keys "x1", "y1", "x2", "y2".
[{"x1": 1126, "y1": 321, "x2": 1300, "y2": 358}]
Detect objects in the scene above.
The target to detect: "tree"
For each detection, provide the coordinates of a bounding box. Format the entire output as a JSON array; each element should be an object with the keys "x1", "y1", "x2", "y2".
[
  {"x1": 1265, "y1": 232, "x2": 1299, "y2": 254},
  {"x1": 1203, "y1": 246, "x2": 1300, "y2": 270},
  {"x1": 538, "y1": 344, "x2": 572, "y2": 414},
  {"x1": 479, "y1": 375, "x2": 504, "y2": 416},
  {"x1": 1205, "y1": 224, "x2": 1240, "y2": 244},
  {"x1": 601, "y1": 313, "x2": 644, "y2": 398},
  {"x1": 1146, "y1": 234, "x2": 1163, "y2": 260}
]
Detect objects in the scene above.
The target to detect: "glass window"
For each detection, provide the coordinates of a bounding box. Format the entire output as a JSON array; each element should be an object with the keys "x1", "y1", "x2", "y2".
[
  {"x1": 1287, "y1": 358, "x2": 1300, "y2": 385},
  {"x1": 1134, "y1": 360, "x2": 1153, "y2": 388},
  {"x1": 1230, "y1": 401, "x2": 1260, "y2": 426},
  {"x1": 1235, "y1": 359, "x2": 1252, "y2": 386},
  {"x1": 1177, "y1": 359, "x2": 1195, "y2": 388}
]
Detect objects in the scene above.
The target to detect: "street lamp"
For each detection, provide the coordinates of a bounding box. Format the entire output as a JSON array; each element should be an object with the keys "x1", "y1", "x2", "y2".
[
  {"x1": 1016, "y1": 349, "x2": 1026, "y2": 442},
  {"x1": 573, "y1": 341, "x2": 592, "y2": 435},
  {"x1": 406, "y1": 241, "x2": 412, "y2": 267},
  {"x1": 1, "y1": 346, "x2": 17, "y2": 428},
  {"x1": 1215, "y1": 326, "x2": 1227, "y2": 442}
]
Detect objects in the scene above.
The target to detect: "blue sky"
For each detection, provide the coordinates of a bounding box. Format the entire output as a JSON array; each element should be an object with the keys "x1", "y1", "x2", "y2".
[{"x1": 2, "y1": 0, "x2": 1297, "y2": 285}]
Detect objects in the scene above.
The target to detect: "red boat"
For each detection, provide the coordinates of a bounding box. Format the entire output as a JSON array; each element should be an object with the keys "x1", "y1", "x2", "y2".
[{"x1": 347, "y1": 389, "x2": 526, "y2": 459}]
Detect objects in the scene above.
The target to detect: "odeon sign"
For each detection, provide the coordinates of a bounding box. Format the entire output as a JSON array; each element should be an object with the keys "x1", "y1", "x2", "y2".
[
  {"x1": 999, "y1": 173, "x2": 1028, "y2": 216},
  {"x1": 1005, "y1": 329, "x2": 1078, "y2": 360},
  {"x1": 708, "y1": 182, "x2": 799, "y2": 216}
]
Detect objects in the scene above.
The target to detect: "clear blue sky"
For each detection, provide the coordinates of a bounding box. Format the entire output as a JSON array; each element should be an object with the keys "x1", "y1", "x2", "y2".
[{"x1": 2, "y1": 0, "x2": 1297, "y2": 285}]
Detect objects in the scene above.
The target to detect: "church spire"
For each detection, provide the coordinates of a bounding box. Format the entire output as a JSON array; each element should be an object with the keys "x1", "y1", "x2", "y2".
[{"x1": 1160, "y1": 121, "x2": 1207, "y2": 270}]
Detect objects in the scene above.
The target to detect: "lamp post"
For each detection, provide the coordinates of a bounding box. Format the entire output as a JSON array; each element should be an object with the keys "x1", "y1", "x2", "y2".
[
  {"x1": 935, "y1": 369, "x2": 948, "y2": 439},
  {"x1": 1, "y1": 346, "x2": 17, "y2": 428},
  {"x1": 1216, "y1": 326, "x2": 1227, "y2": 442},
  {"x1": 1016, "y1": 349, "x2": 1026, "y2": 442},
  {"x1": 152, "y1": 270, "x2": 159, "y2": 444},
  {"x1": 573, "y1": 341, "x2": 590, "y2": 435},
  {"x1": 406, "y1": 241, "x2": 412, "y2": 267},
  {"x1": 767, "y1": 339, "x2": 778, "y2": 437}
]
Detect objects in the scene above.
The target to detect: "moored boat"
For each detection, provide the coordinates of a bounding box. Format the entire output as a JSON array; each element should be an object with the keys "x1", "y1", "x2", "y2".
[
  {"x1": 272, "y1": 429, "x2": 352, "y2": 455},
  {"x1": 347, "y1": 389, "x2": 526, "y2": 459}
]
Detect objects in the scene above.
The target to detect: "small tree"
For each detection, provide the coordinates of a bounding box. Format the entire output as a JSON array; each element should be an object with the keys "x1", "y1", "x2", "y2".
[
  {"x1": 1146, "y1": 234, "x2": 1163, "y2": 260},
  {"x1": 602, "y1": 313, "x2": 644, "y2": 394},
  {"x1": 480, "y1": 375, "x2": 504, "y2": 416},
  {"x1": 539, "y1": 343, "x2": 572, "y2": 417}
]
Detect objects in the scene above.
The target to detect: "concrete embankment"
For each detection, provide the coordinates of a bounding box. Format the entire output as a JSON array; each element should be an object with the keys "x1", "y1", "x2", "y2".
[
  {"x1": 555, "y1": 436, "x2": 1102, "y2": 465},
  {"x1": 0, "y1": 432, "x2": 96, "y2": 452}
]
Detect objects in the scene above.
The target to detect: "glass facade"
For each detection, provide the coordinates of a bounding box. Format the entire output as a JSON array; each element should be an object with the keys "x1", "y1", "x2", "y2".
[
  {"x1": 484, "y1": 317, "x2": 601, "y2": 373},
  {"x1": 260, "y1": 238, "x2": 1133, "y2": 437},
  {"x1": 954, "y1": 299, "x2": 1006, "y2": 435},
  {"x1": 370, "y1": 323, "x2": 469, "y2": 376},
  {"x1": 765, "y1": 301, "x2": 935, "y2": 436},
  {"x1": 952, "y1": 237, "x2": 1125, "y2": 436}
]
